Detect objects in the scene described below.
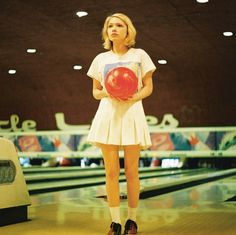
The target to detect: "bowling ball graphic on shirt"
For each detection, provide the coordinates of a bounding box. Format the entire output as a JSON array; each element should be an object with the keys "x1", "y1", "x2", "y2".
[{"x1": 105, "y1": 67, "x2": 138, "y2": 100}]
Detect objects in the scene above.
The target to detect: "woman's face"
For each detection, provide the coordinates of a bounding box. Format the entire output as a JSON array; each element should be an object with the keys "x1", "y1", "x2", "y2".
[{"x1": 107, "y1": 17, "x2": 128, "y2": 44}]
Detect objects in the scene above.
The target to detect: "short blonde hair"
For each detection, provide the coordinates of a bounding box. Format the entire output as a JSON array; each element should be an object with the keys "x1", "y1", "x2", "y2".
[{"x1": 102, "y1": 13, "x2": 137, "y2": 50}]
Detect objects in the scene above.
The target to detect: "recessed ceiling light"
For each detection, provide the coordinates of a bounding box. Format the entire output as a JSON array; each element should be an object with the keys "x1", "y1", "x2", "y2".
[
  {"x1": 223, "y1": 31, "x2": 233, "y2": 37},
  {"x1": 73, "y1": 65, "x2": 82, "y2": 70},
  {"x1": 27, "y1": 48, "x2": 37, "y2": 53},
  {"x1": 8, "y1": 69, "x2": 16, "y2": 74},
  {"x1": 76, "y1": 11, "x2": 88, "y2": 18},
  {"x1": 196, "y1": 0, "x2": 209, "y2": 3},
  {"x1": 158, "y1": 60, "x2": 167, "y2": 65}
]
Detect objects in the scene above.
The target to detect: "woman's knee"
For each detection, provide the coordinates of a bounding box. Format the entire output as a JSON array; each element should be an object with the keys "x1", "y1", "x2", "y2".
[
  {"x1": 105, "y1": 168, "x2": 120, "y2": 180},
  {"x1": 125, "y1": 166, "x2": 139, "y2": 180}
]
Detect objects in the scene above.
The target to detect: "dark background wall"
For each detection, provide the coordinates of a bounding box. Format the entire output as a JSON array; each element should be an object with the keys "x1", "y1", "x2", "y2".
[{"x1": 0, "y1": 0, "x2": 235, "y2": 130}]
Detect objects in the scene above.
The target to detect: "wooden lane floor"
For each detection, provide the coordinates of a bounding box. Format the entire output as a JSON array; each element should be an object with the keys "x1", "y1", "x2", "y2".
[
  {"x1": 24, "y1": 167, "x2": 212, "y2": 194},
  {"x1": 0, "y1": 170, "x2": 236, "y2": 234}
]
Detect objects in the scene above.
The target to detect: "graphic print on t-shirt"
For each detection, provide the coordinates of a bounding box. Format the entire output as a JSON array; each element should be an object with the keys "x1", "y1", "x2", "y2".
[{"x1": 103, "y1": 62, "x2": 140, "y2": 82}]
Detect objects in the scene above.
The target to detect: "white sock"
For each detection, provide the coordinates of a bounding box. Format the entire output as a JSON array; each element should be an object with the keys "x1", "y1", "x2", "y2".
[
  {"x1": 109, "y1": 207, "x2": 121, "y2": 224},
  {"x1": 128, "y1": 207, "x2": 137, "y2": 221}
]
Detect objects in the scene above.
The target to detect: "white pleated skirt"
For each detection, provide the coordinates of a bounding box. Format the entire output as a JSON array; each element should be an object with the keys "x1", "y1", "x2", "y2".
[{"x1": 87, "y1": 98, "x2": 151, "y2": 149}]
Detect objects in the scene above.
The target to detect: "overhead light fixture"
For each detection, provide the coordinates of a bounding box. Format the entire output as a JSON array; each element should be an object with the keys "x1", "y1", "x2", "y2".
[
  {"x1": 196, "y1": 0, "x2": 209, "y2": 3},
  {"x1": 223, "y1": 31, "x2": 233, "y2": 37},
  {"x1": 8, "y1": 69, "x2": 16, "y2": 74},
  {"x1": 27, "y1": 48, "x2": 37, "y2": 53},
  {"x1": 158, "y1": 60, "x2": 167, "y2": 65},
  {"x1": 73, "y1": 65, "x2": 83, "y2": 70},
  {"x1": 76, "y1": 11, "x2": 88, "y2": 18}
]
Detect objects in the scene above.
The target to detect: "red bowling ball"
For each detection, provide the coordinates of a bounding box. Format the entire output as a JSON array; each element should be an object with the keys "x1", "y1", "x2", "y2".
[{"x1": 105, "y1": 67, "x2": 138, "y2": 100}]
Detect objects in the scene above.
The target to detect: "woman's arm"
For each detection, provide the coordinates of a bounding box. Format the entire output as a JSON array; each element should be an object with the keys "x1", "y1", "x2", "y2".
[{"x1": 92, "y1": 78, "x2": 108, "y2": 100}]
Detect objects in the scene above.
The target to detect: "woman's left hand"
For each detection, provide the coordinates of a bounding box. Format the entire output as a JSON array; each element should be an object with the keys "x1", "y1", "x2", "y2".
[{"x1": 121, "y1": 93, "x2": 140, "y2": 103}]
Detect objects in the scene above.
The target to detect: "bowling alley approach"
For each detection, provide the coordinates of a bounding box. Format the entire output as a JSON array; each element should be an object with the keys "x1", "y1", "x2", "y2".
[{"x1": 0, "y1": 1, "x2": 236, "y2": 235}]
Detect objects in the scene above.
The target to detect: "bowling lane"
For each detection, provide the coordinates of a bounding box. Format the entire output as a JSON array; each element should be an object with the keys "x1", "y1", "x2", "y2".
[
  {"x1": 139, "y1": 175, "x2": 236, "y2": 235},
  {"x1": 1, "y1": 169, "x2": 236, "y2": 235},
  {"x1": 25, "y1": 167, "x2": 212, "y2": 194}
]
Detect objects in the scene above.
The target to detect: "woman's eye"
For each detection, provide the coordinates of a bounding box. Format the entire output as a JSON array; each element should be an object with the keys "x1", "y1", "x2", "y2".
[{"x1": 108, "y1": 23, "x2": 124, "y2": 28}]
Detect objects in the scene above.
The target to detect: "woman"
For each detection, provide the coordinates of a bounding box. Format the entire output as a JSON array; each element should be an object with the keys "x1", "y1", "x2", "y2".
[{"x1": 87, "y1": 13, "x2": 156, "y2": 235}]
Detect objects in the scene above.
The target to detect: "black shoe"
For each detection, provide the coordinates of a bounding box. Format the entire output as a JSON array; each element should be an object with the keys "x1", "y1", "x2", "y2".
[
  {"x1": 124, "y1": 219, "x2": 138, "y2": 234},
  {"x1": 108, "y1": 222, "x2": 122, "y2": 235}
]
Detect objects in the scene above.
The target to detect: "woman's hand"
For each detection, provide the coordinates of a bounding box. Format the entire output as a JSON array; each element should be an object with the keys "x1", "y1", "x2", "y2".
[
  {"x1": 92, "y1": 79, "x2": 109, "y2": 100},
  {"x1": 122, "y1": 93, "x2": 140, "y2": 103}
]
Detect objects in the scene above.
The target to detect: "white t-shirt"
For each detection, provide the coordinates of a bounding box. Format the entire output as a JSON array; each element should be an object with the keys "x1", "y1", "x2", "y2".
[{"x1": 87, "y1": 48, "x2": 156, "y2": 90}]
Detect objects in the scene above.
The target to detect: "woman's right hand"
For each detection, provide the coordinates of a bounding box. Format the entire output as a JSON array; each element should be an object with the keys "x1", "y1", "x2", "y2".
[{"x1": 92, "y1": 79, "x2": 109, "y2": 100}]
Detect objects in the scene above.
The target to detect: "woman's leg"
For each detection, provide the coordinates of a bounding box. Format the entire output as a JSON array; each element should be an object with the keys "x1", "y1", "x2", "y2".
[
  {"x1": 124, "y1": 145, "x2": 141, "y2": 210},
  {"x1": 100, "y1": 144, "x2": 121, "y2": 225}
]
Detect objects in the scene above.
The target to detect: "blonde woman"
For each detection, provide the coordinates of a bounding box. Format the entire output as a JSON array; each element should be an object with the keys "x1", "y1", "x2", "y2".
[{"x1": 87, "y1": 13, "x2": 156, "y2": 235}]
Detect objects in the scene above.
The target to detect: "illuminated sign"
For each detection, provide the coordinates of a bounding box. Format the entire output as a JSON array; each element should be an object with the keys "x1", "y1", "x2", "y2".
[{"x1": 0, "y1": 113, "x2": 179, "y2": 132}]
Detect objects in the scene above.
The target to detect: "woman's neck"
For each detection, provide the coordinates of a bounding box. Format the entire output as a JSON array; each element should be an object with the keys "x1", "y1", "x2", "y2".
[{"x1": 112, "y1": 43, "x2": 129, "y2": 56}]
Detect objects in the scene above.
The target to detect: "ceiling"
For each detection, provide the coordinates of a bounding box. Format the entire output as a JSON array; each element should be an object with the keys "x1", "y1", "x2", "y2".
[{"x1": 0, "y1": 0, "x2": 235, "y2": 129}]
